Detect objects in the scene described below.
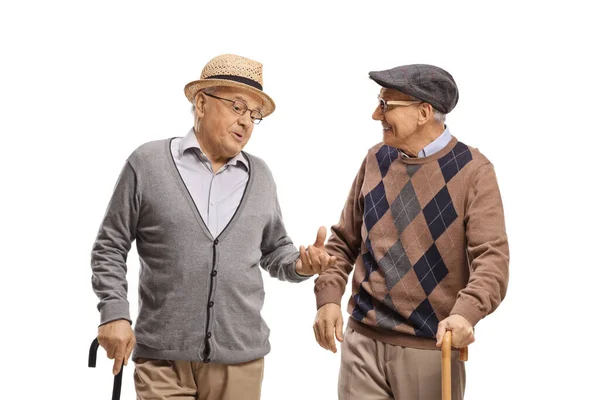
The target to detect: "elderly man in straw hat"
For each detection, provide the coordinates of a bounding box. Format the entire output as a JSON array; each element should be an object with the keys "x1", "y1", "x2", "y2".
[
  {"x1": 311, "y1": 64, "x2": 509, "y2": 399},
  {"x1": 90, "y1": 54, "x2": 336, "y2": 399}
]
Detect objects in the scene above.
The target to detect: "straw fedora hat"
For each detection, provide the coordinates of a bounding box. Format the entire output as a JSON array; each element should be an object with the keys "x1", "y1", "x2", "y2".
[{"x1": 184, "y1": 54, "x2": 276, "y2": 117}]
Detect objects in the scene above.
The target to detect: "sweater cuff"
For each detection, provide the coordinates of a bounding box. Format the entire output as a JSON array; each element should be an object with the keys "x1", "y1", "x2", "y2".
[
  {"x1": 286, "y1": 260, "x2": 311, "y2": 283},
  {"x1": 450, "y1": 299, "x2": 484, "y2": 327},
  {"x1": 99, "y1": 301, "x2": 132, "y2": 326},
  {"x1": 315, "y1": 285, "x2": 345, "y2": 310}
]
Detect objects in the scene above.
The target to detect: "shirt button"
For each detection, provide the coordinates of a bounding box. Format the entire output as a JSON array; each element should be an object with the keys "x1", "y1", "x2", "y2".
[
  {"x1": 208, "y1": 301, "x2": 214, "y2": 308},
  {"x1": 214, "y1": 239, "x2": 219, "y2": 245},
  {"x1": 211, "y1": 270, "x2": 217, "y2": 277},
  {"x1": 207, "y1": 332, "x2": 212, "y2": 339}
]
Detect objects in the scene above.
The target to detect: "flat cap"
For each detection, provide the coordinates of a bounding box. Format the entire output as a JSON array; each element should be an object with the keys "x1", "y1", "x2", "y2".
[{"x1": 369, "y1": 64, "x2": 459, "y2": 114}]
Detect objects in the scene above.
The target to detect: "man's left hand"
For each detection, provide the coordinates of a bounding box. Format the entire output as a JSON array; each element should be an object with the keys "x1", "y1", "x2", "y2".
[
  {"x1": 295, "y1": 226, "x2": 337, "y2": 276},
  {"x1": 435, "y1": 314, "x2": 474, "y2": 348}
]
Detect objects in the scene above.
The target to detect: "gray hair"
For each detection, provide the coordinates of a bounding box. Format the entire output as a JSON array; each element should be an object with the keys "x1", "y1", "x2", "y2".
[
  {"x1": 406, "y1": 94, "x2": 446, "y2": 124},
  {"x1": 191, "y1": 87, "x2": 218, "y2": 113},
  {"x1": 433, "y1": 109, "x2": 446, "y2": 124}
]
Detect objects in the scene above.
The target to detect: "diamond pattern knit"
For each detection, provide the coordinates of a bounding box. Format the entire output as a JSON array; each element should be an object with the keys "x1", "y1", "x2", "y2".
[{"x1": 315, "y1": 136, "x2": 509, "y2": 349}]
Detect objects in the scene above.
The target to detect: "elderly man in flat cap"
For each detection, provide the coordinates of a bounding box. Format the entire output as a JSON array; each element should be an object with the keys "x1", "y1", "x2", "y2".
[
  {"x1": 90, "y1": 54, "x2": 336, "y2": 400},
  {"x1": 312, "y1": 64, "x2": 509, "y2": 399}
]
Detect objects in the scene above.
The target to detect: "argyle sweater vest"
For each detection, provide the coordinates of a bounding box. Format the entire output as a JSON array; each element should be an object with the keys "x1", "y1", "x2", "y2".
[{"x1": 315, "y1": 137, "x2": 509, "y2": 349}]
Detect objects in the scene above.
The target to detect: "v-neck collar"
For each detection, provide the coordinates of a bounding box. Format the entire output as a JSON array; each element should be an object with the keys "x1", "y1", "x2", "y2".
[{"x1": 165, "y1": 137, "x2": 254, "y2": 242}]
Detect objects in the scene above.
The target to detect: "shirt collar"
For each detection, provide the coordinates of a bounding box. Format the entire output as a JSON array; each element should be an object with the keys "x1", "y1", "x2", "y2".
[
  {"x1": 179, "y1": 128, "x2": 249, "y2": 170},
  {"x1": 400, "y1": 126, "x2": 452, "y2": 159}
]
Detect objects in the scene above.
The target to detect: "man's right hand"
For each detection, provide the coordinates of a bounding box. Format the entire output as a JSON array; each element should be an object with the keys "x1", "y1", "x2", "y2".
[
  {"x1": 313, "y1": 303, "x2": 344, "y2": 353},
  {"x1": 97, "y1": 319, "x2": 136, "y2": 375}
]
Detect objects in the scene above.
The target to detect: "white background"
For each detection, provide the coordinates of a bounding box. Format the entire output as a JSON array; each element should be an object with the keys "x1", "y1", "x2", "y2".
[{"x1": 1, "y1": 1, "x2": 599, "y2": 399}]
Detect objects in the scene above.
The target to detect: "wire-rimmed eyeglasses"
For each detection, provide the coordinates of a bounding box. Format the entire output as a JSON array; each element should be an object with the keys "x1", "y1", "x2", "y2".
[{"x1": 203, "y1": 93, "x2": 263, "y2": 124}]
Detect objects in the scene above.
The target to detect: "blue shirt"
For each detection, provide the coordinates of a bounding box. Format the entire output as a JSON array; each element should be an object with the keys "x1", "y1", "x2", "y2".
[{"x1": 401, "y1": 127, "x2": 452, "y2": 158}]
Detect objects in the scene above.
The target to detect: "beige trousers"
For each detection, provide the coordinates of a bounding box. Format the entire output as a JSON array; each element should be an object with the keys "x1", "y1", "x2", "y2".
[
  {"x1": 339, "y1": 328, "x2": 465, "y2": 400},
  {"x1": 134, "y1": 357, "x2": 264, "y2": 400}
]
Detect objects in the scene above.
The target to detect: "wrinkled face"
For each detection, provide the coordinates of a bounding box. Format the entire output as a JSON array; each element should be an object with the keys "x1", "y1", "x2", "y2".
[
  {"x1": 372, "y1": 88, "x2": 422, "y2": 147},
  {"x1": 195, "y1": 86, "x2": 264, "y2": 158}
]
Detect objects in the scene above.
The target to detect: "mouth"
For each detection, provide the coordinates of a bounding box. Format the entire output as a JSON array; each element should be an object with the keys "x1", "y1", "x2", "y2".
[
  {"x1": 231, "y1": 131, "x2": 244, "y2": 142},
  {"x1": 382, "y1": 124, "x2": 393, "y2": 134}
]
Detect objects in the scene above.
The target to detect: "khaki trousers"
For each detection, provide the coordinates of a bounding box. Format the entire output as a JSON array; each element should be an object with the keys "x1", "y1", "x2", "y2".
[
  {"x1": 339, "y1": 328, "x2": 465, "y2": 400},
  {"x1": 134, "y1": 357, "x2": 264, "y2": 400}
]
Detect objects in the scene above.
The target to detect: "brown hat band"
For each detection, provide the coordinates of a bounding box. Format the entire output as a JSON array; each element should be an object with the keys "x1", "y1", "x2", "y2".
[{"x1": 206, "y1": 75, "x2": 263, "y2": 91}]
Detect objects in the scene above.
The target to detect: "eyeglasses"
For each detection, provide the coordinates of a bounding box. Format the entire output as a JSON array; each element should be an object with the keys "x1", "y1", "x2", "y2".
[
  {"x1": 203, "y1": 92, "x2": 263, "y2": 124},
  {"x1": 378, "y1": 97, "x2": 421, "y2": 113}
]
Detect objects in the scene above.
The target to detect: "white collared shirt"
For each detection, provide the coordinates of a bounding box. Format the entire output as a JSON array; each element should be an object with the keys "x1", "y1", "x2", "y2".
[{"x1": 170, "y1": 128, "x2": 249, "y2": 238}]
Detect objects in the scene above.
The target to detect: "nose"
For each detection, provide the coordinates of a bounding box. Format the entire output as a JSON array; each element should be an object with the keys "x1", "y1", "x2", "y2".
[
  {"x1": 372, "y1": 104, "x2": 383, "y2": 121},
  {"x1": 237, "y1": 110, "x2": 252, "y2": 128}
]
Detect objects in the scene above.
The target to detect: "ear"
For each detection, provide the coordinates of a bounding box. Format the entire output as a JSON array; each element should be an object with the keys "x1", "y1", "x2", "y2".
[
  {"x1": 194, "y1": 92, "x2": 206, "y2": 119},
  {"x1": 417, "y1": 102, "x2": 433, "y2": 126}
]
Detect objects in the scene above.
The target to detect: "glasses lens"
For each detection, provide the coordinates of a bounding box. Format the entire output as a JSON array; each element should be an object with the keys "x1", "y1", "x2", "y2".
[
  {"x1": 231, "y1": 101, "x2": 248, "y2": 115},
  {"x1": 379, "y1": 99, "x2": 386, "y2": 112},
  {"x1": 250, "y1": 110, "x2": 262, "y2": 124}
]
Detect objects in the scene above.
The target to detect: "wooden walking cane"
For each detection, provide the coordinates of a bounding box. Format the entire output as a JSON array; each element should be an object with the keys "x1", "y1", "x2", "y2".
[{"x1": 442, "y1": 331, "x2": 468, "y2": 400}]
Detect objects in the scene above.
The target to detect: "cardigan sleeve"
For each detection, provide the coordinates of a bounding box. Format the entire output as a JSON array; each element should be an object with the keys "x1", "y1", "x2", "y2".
[
  {"x1": 90, "y1": 161, "x2": 140, "y2": 326},
  {"x1": 259, "y1": 189, "x2": 308, "y2": 283}
]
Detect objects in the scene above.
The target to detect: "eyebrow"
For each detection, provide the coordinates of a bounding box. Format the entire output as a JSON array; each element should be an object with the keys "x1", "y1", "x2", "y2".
[{"x1": 233, "y1": 95, "x2": 262, "y2": 112}]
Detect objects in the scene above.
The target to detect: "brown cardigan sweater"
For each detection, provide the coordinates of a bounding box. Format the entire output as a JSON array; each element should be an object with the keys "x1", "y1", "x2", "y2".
[{"x1": 315, "y1": 137, "x2": 509, "y2": 349}]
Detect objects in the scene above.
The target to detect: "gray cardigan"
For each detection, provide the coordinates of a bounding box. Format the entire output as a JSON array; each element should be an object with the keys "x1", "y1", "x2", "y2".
[{"x1": 91, "y1": 138, "x2": 308, "y2": 364}]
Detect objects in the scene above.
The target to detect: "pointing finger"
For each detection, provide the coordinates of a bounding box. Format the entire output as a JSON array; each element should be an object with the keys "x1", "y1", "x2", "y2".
[{"x1": 314, "y1": 226, "x2": 327, "y2": 247}]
